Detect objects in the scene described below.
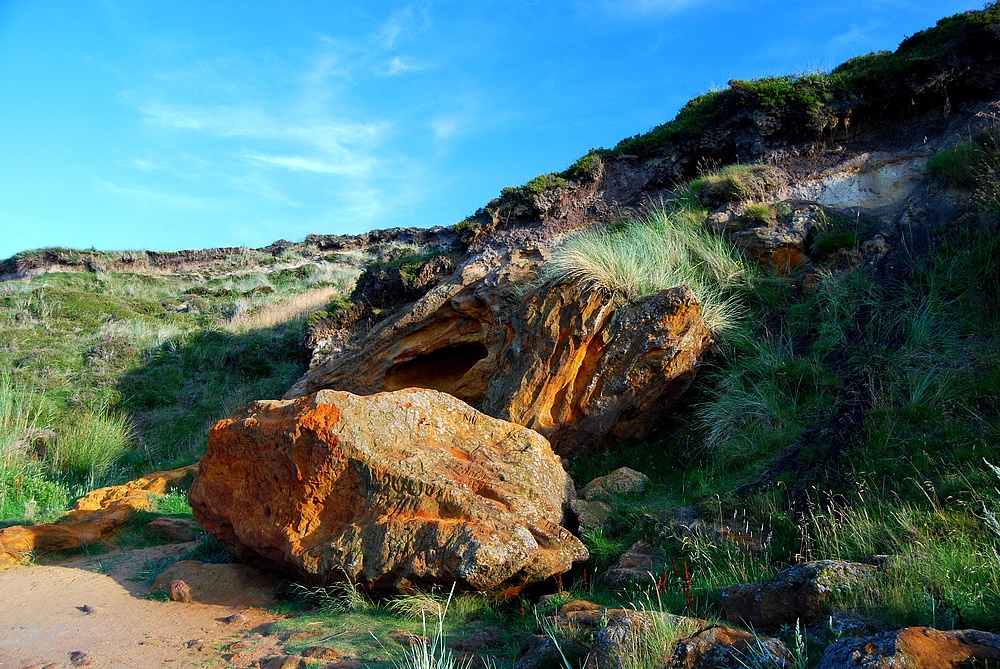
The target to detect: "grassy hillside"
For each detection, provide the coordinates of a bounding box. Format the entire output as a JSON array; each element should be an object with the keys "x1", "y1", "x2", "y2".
[{"x1": 0, "y1": 251, "x2": 360, "y2": 524}]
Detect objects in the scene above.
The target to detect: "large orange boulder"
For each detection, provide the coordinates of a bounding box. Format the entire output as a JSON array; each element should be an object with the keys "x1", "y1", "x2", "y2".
[
  {"x1": 188, "y1": 388, "x2": 588, "y2": 595},
  {"x1": 816, "y1": 627, "x2": 1000, "y2": 669},
  {"x1": 290, "y1": 249, "x2": 712, "y2": 454}
]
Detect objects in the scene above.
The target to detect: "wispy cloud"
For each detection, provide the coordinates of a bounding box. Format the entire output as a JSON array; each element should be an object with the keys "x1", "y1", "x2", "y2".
[
  {"x1": 242, "y1": 152, "x2": 376, "y2": 177},
  {"x1": 385, "y1": 56, "x2": 422, "y2": 75},
  {"x1": 602, "y1": 0, "x2": 706, "y2": 16},
  {"x1": 97, "y1": 178, "x2": 230, "y2": 212}
]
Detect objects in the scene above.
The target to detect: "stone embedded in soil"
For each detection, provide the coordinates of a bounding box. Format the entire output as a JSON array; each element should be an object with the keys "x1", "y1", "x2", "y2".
[
  {"x1": 669, "y1": 625, "x2": 792, "y2": 669},
  {"x1": 580, "y1": 467, "x2": 649, "y2": 500},
  {"x1": 815, "y1": 627, "x2": 1000, "y2": 669},
  {"x1": 152, "y1": 561, "x2": 279, "y2": 607},
  {"x1": 595, "y1": 540, "x2": 665, "y2": 591},
  {"x1": 143, "y1": 517, "x2": 201, "y2": 543},
  {"x1": 188, "y1": 388, "x2": 588, "y2": 594},
  {"x1": 721, "y1": 560, "x2": 877, "y2": 630}
]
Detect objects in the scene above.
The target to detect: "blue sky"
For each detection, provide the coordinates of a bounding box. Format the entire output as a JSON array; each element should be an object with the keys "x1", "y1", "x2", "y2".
[{"x1": 0, "y1": 1, "x2": 981, "y2": 258}]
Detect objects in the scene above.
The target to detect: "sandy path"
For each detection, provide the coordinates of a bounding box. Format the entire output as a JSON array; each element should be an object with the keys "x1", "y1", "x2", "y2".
[{"x1": 0, "y1": 544, "x2": 285, "y2": 668}]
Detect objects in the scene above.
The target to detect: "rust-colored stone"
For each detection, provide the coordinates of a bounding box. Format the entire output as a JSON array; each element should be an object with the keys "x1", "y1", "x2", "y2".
[
  {"x1": 816, "y1": 627, "x2": 1000, "y2": 669},
  {"x1": 289, "y1": 249, "x2": 712, "y2": 454},
  {"x1": 188, "y1": 388, "x2": 587, "y2": 594},
  {"x1": 0, "y1": 465, "x2": 198, "y2": 566}
]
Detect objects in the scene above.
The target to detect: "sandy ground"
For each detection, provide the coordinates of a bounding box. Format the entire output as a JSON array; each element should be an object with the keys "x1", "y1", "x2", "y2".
[{"x1": 0, "y1": 543, "x2": 285, "y2": 669}]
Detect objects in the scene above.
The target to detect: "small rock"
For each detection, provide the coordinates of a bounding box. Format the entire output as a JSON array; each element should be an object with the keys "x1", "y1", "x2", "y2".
[
  {"x1": 184, "y1": 638, "x2": 205, "y2": 651},
  {"x1": 144, "y1": 516, "x2": 201, "y2": 542},
  {"x1": 670, "y1": 625, "x2": 792, "y2": 669},
  {"x1": 449, "y1": 626, "x2": 507, "y2": 652},
  {"x1": 219, "y1": 613, "x2": 249, "y2": 625},
  {"x1": 300, "y1": 646, "x2": 347, "y2": 660},
  {"x1": 580, "y1": 467, "x2": 649, "y2": 501},
  {"x1": 515, "y1": 634, "x2": 589, "y2": 669},
  {"x1": 153, "y1": 561, "x2": 279, "y2": 607},
  {"x1": 76, "y1": 604, "x2": 97, "y2": 615},
  {"x1": 721, "y1": 560, "x2": 877, "y2": 630},
  {"x1": 596, "y1": 541, "x2": 665, "y2": 590},
  {"x1": 570, "y1": 499, "x2": 613, "y2": 536},
  {"x1": 583, "y1": 610, "x2": 707, "y2": 669},
  {"x1": 389, "y1": 629, "x2": 427, "y2": 647},
  {"x1": 68, "y1": 651, "x2": 91, "y2": 667},
  {"x1": 168, "y1": 579, "x2": 193, "y2": 603},
  {"x1": 257, "y1": 656, "x2": 307, "y2": 669}
]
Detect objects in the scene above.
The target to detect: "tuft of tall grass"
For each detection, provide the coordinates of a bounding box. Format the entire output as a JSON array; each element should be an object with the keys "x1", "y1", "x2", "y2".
[
  {"x1": 546, "y1": 205, "x2": 748, "y2": 335},
  {"x1": 51, "y1": 402, "x2": 134, "y2": 485}
]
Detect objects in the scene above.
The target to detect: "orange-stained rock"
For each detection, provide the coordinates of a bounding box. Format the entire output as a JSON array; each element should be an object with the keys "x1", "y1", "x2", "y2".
[
  {"x1": 0, "y1": 465, "x2": 198, "y2": 567},
  {"x1": 152, "y1": 561, "x2": 279, "y2": 607},
  {"x1": 669, "y1": 625, "x2": 792, "y2": 669},
  {"x1": 288, "y1": 249, "x2": 712, "y2": 454},
  {"x1": 816, "y1": 627, "x2": 1000, "y2": 669},
  {"x1": 188, "y1": 388, "x2": 588, "y2": 594}
]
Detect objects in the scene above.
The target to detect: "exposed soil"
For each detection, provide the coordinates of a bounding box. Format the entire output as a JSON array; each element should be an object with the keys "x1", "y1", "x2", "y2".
[{"x1": 0, "y1": 543, "x2": 285, "y2": 669}]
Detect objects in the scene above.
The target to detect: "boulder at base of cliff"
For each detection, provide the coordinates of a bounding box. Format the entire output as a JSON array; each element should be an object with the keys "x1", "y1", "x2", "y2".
[
  {"x1": 188, "y1": 388, "x2": 588, "y2": 595},
  {"x1": 290, "y1": 249, "x2": 713, "y2": 455}
]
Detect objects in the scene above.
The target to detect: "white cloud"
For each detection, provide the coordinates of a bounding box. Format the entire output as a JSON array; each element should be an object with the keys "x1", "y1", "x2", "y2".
[
  {"x1": 242, "y1": 152, "x2": 376, "y2": 177},
  {"x1": 386, "y1": 56, "x2": 421, "y2": 75},
  {"x1": 829, "y1": 21, "x2": 879, "y2": 49},
  {"x1": 603, "y1": 0, "x2": 704, "y2": 16}
]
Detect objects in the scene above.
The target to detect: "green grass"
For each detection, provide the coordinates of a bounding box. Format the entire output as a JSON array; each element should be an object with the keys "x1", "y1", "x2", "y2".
[
  {"x1": 612, "y1": 4, "x2": 1000, "y2": 156},
  {"x1": 0, "y1": 252, "x2": 357, "y2": 524},
  {"x1": 546, "y1": 202, "x2": 749, "y2": 335}
]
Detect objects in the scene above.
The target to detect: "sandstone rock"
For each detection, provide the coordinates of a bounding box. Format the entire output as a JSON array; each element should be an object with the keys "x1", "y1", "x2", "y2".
[
  {"x1": 152, "y1": 561, "x2": 280, "y2": 607},
  {"x1": 189, "y1": 389, "x2": 587, "y2": 594},
  {"x1": 721, "y1": 560, "x2": 877, "y2": 630},
  {"x1": 730, "y1": 204, "x2": 816, "y2": 275},
  {"x1": 167, "y1": 579, "x2": 193, "y2": 603},
  {"x1": 257, "y1": 656, "x2": 307, "y2": 669},
  {"x1": 580, "y1": 467, "x2": 649, "y2": 500},
  {"x1": 143, "y1": 516, "x2": 201, "y2": 543},
  {"x1": 670, "y1": 625, "x2": 792, "y2": 669},
  {"x1": 0, "y1": 465, "x2": 198, "y2": 566},
  {"x1": 515, "y1": 634, "x2": 589, "y2": 669},
  {"x1": 816, "y1": 627, "x2": 1000, "y2": 669},
  {"x1": 569, "y1": 499, "x2": 613, "y2": 536},
  {"x1": 583, "y1": 610, "x2": 707, "y2": 669},
  {"x1": 596, "y1": 541, "x2": 665, "y2": 591},
  {"x1": 287, "y1": 249, "x2": 712, "y2": 454},
  {"x1": 449, "y1": 627, "x2": 508, "y2": 652}
]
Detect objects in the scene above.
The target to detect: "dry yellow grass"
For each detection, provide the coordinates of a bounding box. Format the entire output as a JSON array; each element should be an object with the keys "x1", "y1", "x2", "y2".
[{"x1": 227, "y1": 286, "x2": 344, "y2": 332}]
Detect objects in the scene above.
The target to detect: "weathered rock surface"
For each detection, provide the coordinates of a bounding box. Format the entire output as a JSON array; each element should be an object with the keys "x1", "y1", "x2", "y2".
[
  {"x1": 0, "y1": 465, "x2": 198, "y2": 566},
  {"x1": 580, "y1": 467, "x2": 649, "y2": 500},
  {"x1": 152, "y1": 561, "x2": 280, "y2": 607},
  {"x1": 289, "y1": 249, "x2": 713, "y2": 455},
  {"x1": 816, "y1": 627, "x2": 1000, "y2": 669},
  {"x1": 721, "y1": 560, "x2": 877, "y2": 630},
  {"x1": 596, "y1": 541, "x2": 665, "y2": 591},
  {"x1": 669, "y1": 625, "x2": 792, "y2": 669},
  {"x1": 143, "y1": 517, "x2": 201, "y2": 543},
  {"x1": 188, "y1": 388, "x2": 588, "y2": 594}
]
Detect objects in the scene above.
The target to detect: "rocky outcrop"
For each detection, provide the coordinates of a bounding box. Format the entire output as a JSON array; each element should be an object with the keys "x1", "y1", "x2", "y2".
[
  {"x1": 580, "y1": 467, "x2": 649, "y2": 501},
  {"x1": 721, "y1": 560, "x2": 877, "y2": 630},
  {"x1": 188, "y1": 388, "x2": 587, "y2": 595},
  {"x1": 816, "y1": 627, "x2": 1000, "y2": 669},
  {"x1": 0, "y1": 465, "x2": 198, "y2": 566},
  {"x1": 289, "y1": 249, "x2": 713, "y2": 454}
]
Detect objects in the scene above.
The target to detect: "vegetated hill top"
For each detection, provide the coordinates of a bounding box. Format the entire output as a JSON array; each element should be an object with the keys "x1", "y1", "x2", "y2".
[{"x1": 5, "y1": 4, "x2": 1000, "y2": 272}]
